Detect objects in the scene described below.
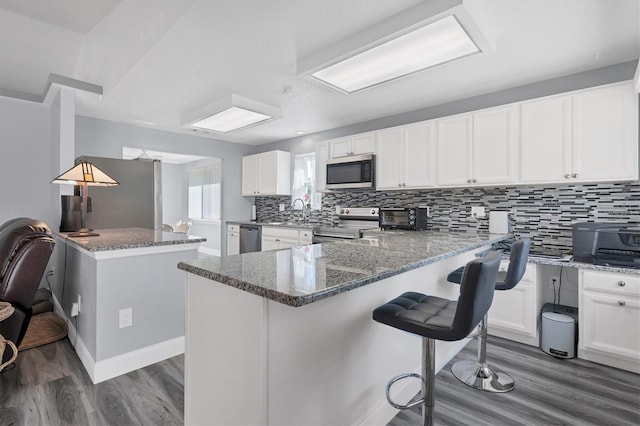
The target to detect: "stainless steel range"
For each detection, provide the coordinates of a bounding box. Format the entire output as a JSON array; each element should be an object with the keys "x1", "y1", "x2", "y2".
[{"x1": 312, "y1": 207, "x2": 379, "y2": 243}]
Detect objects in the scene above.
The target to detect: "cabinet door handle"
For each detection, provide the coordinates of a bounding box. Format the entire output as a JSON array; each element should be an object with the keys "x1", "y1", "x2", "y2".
[
  {"x1": 618, "y1": 280, "x2": 626, "y2": 287},
  {"x1": 618, "y1": 300, "x2": 626, "y2": 306},
  {"x1": 572, "y1": 173, "x2": 578, "y2": 178},
  {"x1": 564, "y1": 174, "x2": 570, "y2": 178}
]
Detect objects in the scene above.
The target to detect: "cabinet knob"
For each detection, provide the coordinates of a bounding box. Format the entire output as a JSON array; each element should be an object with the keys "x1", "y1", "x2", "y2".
[
  {"x1": 564, "y1": 174, "x2": 570, "y2": 178},
  {"x1": 399, "y1": 183, "x2": 402, "y2": 187},
  {"x1": 467, "y1": 179, "x2": 472, "y2": 183},
  {"x1": 618, "y1": 300, "x2": 626, "y2": 306},
  {"x1": 572, "y1": 173, "x2": 578, "y2": 178},
  {"x1": 472, "y1": 178, "x2": 477, "y2": 183},
  {"x1": 618, "y1": 280, "x2": 626, "y2": 287}
]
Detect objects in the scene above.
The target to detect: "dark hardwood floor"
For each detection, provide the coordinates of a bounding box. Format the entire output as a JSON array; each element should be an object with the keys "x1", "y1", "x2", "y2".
[{"x1": 0, "y1": 335, "x2": 638, "y2": 425}]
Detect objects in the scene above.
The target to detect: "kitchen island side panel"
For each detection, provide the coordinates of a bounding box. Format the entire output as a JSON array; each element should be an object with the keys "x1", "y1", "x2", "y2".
[{"x1": 185, "y1": 247, "x2": 482, "y2": 426}]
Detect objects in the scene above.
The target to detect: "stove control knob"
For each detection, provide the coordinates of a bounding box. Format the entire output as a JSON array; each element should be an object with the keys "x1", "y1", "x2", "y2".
[
  {"x1": 371, "y1": 209, "x2": 376, "y2": 215},
  {"x1": 344, "y1": 209, "x2": 350, "y2": 214},
  {"x1": 340, "y1": 209, "x2": 345, "y2": 214}
]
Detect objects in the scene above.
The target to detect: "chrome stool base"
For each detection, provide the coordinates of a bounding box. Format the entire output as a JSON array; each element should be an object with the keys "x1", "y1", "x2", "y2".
[{"x1": 451, "y1": 360, "x2": 515, "y2": 393}]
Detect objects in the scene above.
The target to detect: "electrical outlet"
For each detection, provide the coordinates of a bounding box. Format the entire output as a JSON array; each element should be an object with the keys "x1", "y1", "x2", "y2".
[
  {"x1": 471, "y1": 206, "x2": 486, "y2": 218},
  {"x1": 77, "y1": 294, "x2": 81, "y2": 314},
  {"x1": 71, "y1": 302, "x2": 79, "y2": 317},
  {"x1": 119, "y1": 308, "x2": 133, "y2": 328},
  {"x1": 549, "y1": 276, "x2": 560, "y2": 287},
  {"x1": 279, "y1": 204, "x2": 285, "y2": 212}
]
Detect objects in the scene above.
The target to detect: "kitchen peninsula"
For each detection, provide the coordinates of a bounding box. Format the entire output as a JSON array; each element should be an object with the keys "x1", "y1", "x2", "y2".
[
  {"x1": 178, "y1": 231, "x2": 508, "y2": 425},
  {"x1": 54, "y1": 228, "x2": 205, "y2": 384}
]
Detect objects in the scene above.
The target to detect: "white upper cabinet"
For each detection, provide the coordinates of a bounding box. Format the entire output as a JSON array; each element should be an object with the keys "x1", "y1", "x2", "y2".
[
  {"x1": 328, "y1": 133, "x2": 375, "y2": 158},
  {"x1": 520, "y1": 82, "x2": 638, "y2": 184},
  {"x1": 315, "y1": 142, "x2": 330, "y2": 192},
  {"x1": 519, "y1": 95, "x2": 571, "y2": 182},
  {"x1": 473, "y1": 105, "x2": 518, "y2": 184},
  {"x1": 375, "y1": 127, "x2": 404, "y2": 189},
  {"x1": 242, "y1": 150, "x2": 291, "y2": 196},
  {"x1": 376, "y1": 121, "x2": 435, "y2": 190},
  {"x1": 436, "y1": 113, "x2": 474, "y2": 186},
  {"x1": 571, "y1": 82, "x2": 638, "y2": 182},
  {"x1": 437, "y1": 105, "x2": 517, "y2": 187}
]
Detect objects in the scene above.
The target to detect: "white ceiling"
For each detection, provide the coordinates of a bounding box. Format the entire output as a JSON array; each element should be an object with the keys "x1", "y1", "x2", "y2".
[{"x1": 0, "y1": 0, "x2": 638, "y2": 146}]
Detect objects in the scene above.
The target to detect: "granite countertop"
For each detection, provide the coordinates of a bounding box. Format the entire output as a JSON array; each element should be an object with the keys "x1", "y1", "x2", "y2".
[
  {"x1": 227, "y1": 220, "x2": 317, "y2": 230},
  {"x1": 57, "y1": 227, "x2": 206, "y2": 252},
  {"x1": 178, "y1": 231, "x2": 509, "y2": 307},
  {"x1": 524, "y1": 254, "x2": 640, "y2": 275}
]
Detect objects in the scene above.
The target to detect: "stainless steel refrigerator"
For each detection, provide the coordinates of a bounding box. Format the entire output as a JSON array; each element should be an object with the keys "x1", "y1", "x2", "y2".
[{"x1": 78, "y1": 156, "x2": 162, "y2": 230}]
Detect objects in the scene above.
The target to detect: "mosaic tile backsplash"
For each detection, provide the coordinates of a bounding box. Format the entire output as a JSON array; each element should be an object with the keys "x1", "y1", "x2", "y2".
[{"x1": 254, "y1": 182, "x2": 639, "y2": 254}]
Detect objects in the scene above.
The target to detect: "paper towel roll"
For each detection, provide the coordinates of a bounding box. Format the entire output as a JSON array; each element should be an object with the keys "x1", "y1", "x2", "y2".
[{"x1": 489, "y1": 211, "x2": 509, "y2": 234}]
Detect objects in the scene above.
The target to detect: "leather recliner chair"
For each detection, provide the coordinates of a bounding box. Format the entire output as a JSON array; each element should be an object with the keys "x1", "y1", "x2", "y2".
[{"x1": 0, "y1": 218, "x2": 55, "y2": 362}]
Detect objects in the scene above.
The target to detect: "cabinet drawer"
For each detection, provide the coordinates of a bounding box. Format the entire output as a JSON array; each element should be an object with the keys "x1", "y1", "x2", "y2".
[
  {"x1": 581, "y1": 270, "x2": 640, "y2": 296},
  {"x1": 228, "y1": 224, "x2": 239, "y2": 233},
  {"x1": 262, "y1": 226, "x2": 300, "y2": 240}
]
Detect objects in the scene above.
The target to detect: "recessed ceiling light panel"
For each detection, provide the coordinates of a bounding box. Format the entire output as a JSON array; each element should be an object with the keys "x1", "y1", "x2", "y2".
[
  {"x1": 183, "y1": 94, "x2": 281, "y2": 133},
  {"x1": 310, "y1": 15, "x2": 480, "y2": 94},
  {"x1": 191, "y1": 107, "x2": 272, "y2": 133}
]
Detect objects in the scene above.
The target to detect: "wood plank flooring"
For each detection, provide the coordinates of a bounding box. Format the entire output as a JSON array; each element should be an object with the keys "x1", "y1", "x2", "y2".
[{"x1": 0, "y1": 335, "x2": 638, "y2": 425}]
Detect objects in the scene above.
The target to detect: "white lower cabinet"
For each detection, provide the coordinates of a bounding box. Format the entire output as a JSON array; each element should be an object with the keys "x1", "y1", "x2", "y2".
[
  {"x1": 227, "y1": 224, "x2": 240, "y2": 256},
  {"x1": 486, "y1": 261, "x2": 541, "y2": 346},
  {"x1": 579, "y1": 270, "x2": 640, "y2": 373},
  {"x1": 261, "y1": 226, "x2": 312, "y2": 251}
]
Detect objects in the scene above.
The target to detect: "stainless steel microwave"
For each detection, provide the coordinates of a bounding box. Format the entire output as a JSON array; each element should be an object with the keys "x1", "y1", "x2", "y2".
[{"x1": 325, "y1": 153, "x2": 375, "y2": 190}]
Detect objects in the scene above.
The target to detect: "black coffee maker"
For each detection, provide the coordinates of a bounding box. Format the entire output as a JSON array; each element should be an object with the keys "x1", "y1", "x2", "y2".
[{"x1": 60, "y1": 195, "x2": 92, "y2": 232}]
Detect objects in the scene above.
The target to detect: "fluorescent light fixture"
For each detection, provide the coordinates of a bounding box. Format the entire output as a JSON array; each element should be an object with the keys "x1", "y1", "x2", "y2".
[
  {"x1": 310, "y1": 15, "x2": 480, "y2": 93},
  {"x1": 184, "y1": 94, "x2": 281, "y2": 133}
]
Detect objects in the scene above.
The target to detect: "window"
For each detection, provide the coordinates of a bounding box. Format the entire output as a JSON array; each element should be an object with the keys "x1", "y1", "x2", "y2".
[
  {"x1": 292, "y1": 153, "x2": 321, "y2": 210},
  {"x1": 188, "y1": 164, "x2": 221, "y2": 220}
]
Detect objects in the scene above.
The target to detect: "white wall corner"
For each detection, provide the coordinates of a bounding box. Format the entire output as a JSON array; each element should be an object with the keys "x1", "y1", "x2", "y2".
[{"x1": 633, "y1": 59, "x2": 640, "y2": 93}]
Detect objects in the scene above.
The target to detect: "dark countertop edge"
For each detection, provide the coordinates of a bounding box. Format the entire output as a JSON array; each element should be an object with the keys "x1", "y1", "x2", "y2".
[
  {"x1": 178, "y1": 234, "x2": 508, "y2": 307},
  {"x1": 60, "y1": 235, "x2": 206, "y2": 252}
]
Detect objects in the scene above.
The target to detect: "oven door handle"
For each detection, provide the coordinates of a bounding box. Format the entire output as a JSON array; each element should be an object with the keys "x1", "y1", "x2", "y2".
[{"x1": 313, "y1": 233, "x2": 358, "y2": 239}]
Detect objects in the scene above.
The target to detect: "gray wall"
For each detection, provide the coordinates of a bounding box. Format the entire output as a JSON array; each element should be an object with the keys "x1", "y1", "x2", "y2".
[
  {"x1": 0, "y1": 96, "x2": 53, "y2": 225},
  {"x1": 252, "y1": 60, "x2": 638, "y2": 156},
  {"x1": 161, "y1": 162, "x2": 187, "y2": 226},
  {"x1": 76, "y1": 116, "x2": 254, "y2": 253}
]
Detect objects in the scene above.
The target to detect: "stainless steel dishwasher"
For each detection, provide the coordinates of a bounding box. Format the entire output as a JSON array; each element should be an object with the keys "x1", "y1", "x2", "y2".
[{"x1": 239, "y1": 224, "x2": 261, "y2": 253}]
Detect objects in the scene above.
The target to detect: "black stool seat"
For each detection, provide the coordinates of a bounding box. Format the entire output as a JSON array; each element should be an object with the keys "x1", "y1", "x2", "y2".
[
  {"x1": 448, "y1": 238, "x2": 531, "y2": 393},
  {"x1": 372, "y1": 252, "x2": 501, "y2": 426},
  {"x1": 373, "y1": 292, "x2": 458, "y2": 341}
]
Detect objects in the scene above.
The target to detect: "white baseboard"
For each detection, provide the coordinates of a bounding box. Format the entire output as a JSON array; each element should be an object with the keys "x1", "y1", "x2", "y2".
[
  {"x1": 92, "y1": 336, "x2": 185, "y2": 384},
  {"x1": 51, "y1": 291, "x2": 184, "y2": 384}
]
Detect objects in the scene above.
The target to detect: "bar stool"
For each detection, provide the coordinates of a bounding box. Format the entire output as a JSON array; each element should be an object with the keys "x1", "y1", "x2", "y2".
[
  {"x1": 449, "y1": 238, "x2": 531, "y2": 393},
  {"x1": 372, "y1": 251, "x2": 501, "y2": 426}
]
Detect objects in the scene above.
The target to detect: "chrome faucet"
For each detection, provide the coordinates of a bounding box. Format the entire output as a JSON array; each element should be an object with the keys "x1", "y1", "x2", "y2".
[{"x1": 291, "y1": 198, "x2": 307, "y2": 223}]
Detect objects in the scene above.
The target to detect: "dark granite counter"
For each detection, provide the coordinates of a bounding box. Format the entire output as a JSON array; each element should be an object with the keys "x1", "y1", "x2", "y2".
[
  {"x1": 178, "y1": 231, "x2": 508, "y2": 307},
  {"x1": 57, "y1": 227, "x2": 206, "y2": 252}
]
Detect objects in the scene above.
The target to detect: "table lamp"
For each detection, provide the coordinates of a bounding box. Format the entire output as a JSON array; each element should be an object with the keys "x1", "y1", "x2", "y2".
[{"x1": 51, "y1": 161, "x2": 119, "y2": 237}]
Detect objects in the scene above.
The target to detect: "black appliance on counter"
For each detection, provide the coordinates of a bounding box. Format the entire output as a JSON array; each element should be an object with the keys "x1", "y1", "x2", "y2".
[
  {"x1": 379, "y1": 207, "x2": 428, "y2": 231},
  {"x1": 572, "y1": 222, "x2": 640, "y2": 268}
]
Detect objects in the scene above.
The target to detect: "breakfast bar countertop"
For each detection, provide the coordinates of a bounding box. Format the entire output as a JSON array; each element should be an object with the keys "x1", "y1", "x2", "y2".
[
  {"x1": 57, "y1": 227, "x2": 206, "y2": 252},
  {"x1": 178, "y1": 231, "x2": 509, "y2": 307}
]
